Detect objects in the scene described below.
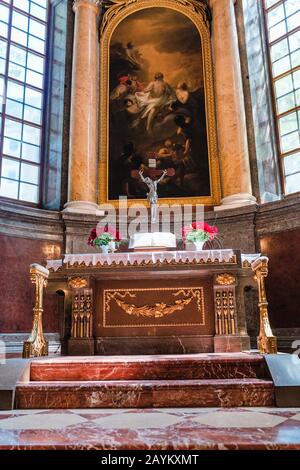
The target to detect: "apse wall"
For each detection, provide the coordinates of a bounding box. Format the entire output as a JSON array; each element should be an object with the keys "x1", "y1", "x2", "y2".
[{"x1": 0, "y1": 196, "x2": 299, "y2": 353}]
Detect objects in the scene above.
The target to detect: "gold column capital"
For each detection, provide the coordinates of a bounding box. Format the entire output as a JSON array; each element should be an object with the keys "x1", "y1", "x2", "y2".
[
  {"x1": 73, "y1": 0, "x2": 102, "y2": 13},
  {"x1": 30, "y1": 263, "x2": 49, "y2": 285}
]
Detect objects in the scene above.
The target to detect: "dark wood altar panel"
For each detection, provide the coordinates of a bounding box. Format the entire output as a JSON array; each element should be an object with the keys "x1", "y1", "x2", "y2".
[
  {"x1": 93, "y1": 275, "x2": 215, "y2": 354},
  {"x1": 95, "y1": 277, "x2": 215, "y2": 339}
]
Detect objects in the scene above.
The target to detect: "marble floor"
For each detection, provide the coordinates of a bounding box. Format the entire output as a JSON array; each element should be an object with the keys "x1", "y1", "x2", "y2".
[{"x1": 0, "y1": 408, "x2": 300, "y2": 450}]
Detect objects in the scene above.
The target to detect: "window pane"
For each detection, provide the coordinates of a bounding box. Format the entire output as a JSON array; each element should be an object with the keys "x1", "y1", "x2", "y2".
[
  {"x1": 3, "y1": 137, "x2": 21, "y2": 158},
  {"x1": 267, "y1": 4, "x2": 285, "y2": 28},
  {"x1": 4, "y1": 119, "x2": 22, "y2": 140},
  {"x1": 269, "y1": 20, "x2": 287, "y2": 42},
  {"x1": 0, "y1": 22, "x2": 9, "y2": 39},
  {"x1": 293, "y1": 69, "x2": 300, "y2": 88},
  {"x1": 8, "y1": 62, "x2": 25, "y2": 81},
  {"x1": 23, "y1": 123, "x2": 40, "y2": 145},
  {"x1": 2, "y1": 158, "x2": 20, "y2": 180},
  {"x1": 0, "y1": 40, "x2": 7, "y2": 59},
  {"x1": 22, "y1": 142, "x2": 40, "y2": 163},
  {"x1": 21, "y1": 162, "x2": 39, "y2": 184},
  {"x1": 0, "y1": 77, "x2": 5, "y2": 102},
  {"x1": 285, "y1": 0, "x2": 300, "y2": 17},
  {"x1": 0, "y1": 0, "x2": 48, "y2": 204},
  {"x1": 0, "y1": 57, "x2": 5, "y2": 75},
  {"x1": 0, "y1": 178, "x2": 19, "y2": 199},
  {"x1": 0, "y1": 4, "x2": 10, "y2": 24},
  {"x1": 271, "y1": 38, "x2": 289, "y2": 62},
  {"x1": 13, "y1": 0, "x2": 30, "y2": 14},
  {"x1": 28, "y1": 35, "x2": 45, "y2": 54},
  {"x1": 11, "y1": 27, "x2": 28, "y2": 46},
  {"x1": 275, "y1": 74, "x2": 294, "y2": 97},
  {"x1": 277, "y1": 91, "x2": 296, "y2": 113},
  {"x1": 26, "y1": 69, "x2": 43, "y2": 89},
  {"x1": 6, "y1": 99, "x2": 23, "y2": 119},
  {"x1": 19, "y1": 182, "x2": 38, "y2": 202},
  {"x1": 281, "y1": 131, "x2": 300, "y2": 153},
  {"x1": 29, "y1": 19, "x2": 46, "y2": 39},
  {"x1": 279, "y1": 111, "x2": 299, "y2": 136},
  {"x1": 273, "y1": 55, "x2": 291, "y2": 76},
  {"x1": 9, "y1": 44, "x2": 26, "y2": 66},
  {"x1": 24, "y1": 105, "x2": 41, "y2": 125},
  {"x1": 7, "y1": 80, "x2": 24, "y2": 102},
  {"x1": 285, "y1": 173, "x2": 300, "y2": 193},
  {"x1": 289, "y1": 30, "x2": 300, "y2": 52},
  {"x1": 30, "y1": 3, "x2": 46, "y2": 22},
  {"x1": 12, "y1": 12, "x2": 29, "y2": 33},
  {"x1": 27, "y1": 52, "x2": 44, "y2": 73},
  {"x1": 291, "y1": 49, "x2": 300, "y2": 69},
  {"x1": 25, "y1": 87, "x2": 42, "y2": 108},
  {"x1": 287, "y1": 11, "x2": 300, "y2": 32},
  {"x1": 284, "y1": 152, "x2": 300, "y2": 175}
]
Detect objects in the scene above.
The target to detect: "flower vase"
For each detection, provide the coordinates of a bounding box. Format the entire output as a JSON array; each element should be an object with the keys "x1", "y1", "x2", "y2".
[
  {"x1": 108, "y1": 241, "x2": 116, "y2": 253},
  {"x1": 194, "y1": 241, "x2": 204, "y2": 251},
  {"x1": 100, "y1": 245, "x2": 109, "y2": 254}
]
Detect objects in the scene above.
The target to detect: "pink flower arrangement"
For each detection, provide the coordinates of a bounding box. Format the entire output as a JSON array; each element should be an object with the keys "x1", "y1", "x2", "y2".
[{"x1": 182, "y1": 222, "x2": 219, "y2": 243}]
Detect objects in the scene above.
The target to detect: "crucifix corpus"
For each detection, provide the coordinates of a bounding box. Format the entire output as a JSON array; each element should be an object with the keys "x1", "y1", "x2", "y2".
[{"x1": 131, "y1": 157, "x2": 175, "y2": 223}]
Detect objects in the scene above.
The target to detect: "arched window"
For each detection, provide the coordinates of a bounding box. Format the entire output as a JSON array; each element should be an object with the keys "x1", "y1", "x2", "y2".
[
  {"x1": 0, "y1": 0, "x2": 49, "y2": 204},
  {"x1": 264, "y1": 0, "x2": 300, "y2": 195}
]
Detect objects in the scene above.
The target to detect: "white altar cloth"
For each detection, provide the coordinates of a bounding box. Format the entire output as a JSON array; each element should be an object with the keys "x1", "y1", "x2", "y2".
[{"x1": 45, "y1": 250, "x2": 264, "y2": 272}]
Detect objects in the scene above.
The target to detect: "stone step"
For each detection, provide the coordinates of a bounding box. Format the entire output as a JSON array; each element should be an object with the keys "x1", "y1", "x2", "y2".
[
  {"x1": 29, "y1": 353, "x2": 268, "y2": 382},
  {"x1": 15, "y1": 378, "x2": 274, "y2": 409}
]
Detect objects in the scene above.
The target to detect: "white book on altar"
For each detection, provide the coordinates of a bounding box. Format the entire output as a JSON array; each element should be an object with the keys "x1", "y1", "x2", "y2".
[{"x1": 129, "y1": 232, "x2": 176, "y2": 250}]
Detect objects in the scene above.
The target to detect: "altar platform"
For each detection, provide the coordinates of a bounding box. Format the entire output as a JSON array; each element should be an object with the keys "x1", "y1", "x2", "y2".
[
  {"x1": 44, "y1": 249, "x2": 260, "y2": 356},
  {"x1": 14, "y1": 353, "x2": 274, "y2": 409}
]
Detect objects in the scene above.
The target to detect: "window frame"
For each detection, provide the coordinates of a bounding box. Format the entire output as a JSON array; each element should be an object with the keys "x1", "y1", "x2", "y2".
[
  {"x1": 262, "y1": 0, "x2": 300, "y2": 196},
  {"x1": 0, "y1": 0, "x2": 51, "y2": 207}
]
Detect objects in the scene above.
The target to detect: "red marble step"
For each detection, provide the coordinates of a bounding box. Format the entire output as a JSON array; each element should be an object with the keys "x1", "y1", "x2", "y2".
[
  {"x1": 30, "y1": 353, "x2": 268, "y2": 382},
  {"x1": 15, "y1": 378, "x2": 274, "y2": 409}
]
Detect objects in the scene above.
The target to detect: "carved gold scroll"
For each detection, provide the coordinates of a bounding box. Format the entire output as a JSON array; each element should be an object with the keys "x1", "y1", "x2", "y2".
[
  {"x1": 252, "y1": 256, "x2": 277, "y2": 354},
  {"x1": 69, "y1": 279, "x2": 93, "y2": 339},
  {"x1": 23, "y1": 264, "x2": 49, "y2": 358},
  {"x1": 214, "y1": 273, "x2": 237, "y2": 335}
]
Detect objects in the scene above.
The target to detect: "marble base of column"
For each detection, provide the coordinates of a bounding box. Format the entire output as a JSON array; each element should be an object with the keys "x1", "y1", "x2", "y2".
[
  {"x1": 68, "y1": 338, "x2": 95, "y2": 356},
  {"x1": 214, "y1": 193, "x2": 257, "y2": 211},
  {"x1": 63, "y1": 201, "x2": 105, "y2": 216},
  {"x1": 214, "y1": 334, "x2": 251, "y2": 353}
]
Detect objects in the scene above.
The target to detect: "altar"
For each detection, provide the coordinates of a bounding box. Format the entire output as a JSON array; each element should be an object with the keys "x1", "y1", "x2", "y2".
[{"x1": 43, "y1": 250, "x2": 260, "y2": 356}]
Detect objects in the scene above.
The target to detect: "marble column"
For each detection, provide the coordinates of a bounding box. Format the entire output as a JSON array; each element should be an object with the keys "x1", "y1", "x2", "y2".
[
  {"x1": 64, "y1": 0, "x2": 102, "y2": 215},
  {"x1": 210, "y1": 0, "x2": 256, "y2": 210}
]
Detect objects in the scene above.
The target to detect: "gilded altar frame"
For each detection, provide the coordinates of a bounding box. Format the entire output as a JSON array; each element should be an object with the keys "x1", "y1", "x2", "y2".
[{"x1": 99, "y1": 0, "x2": 221, "y2": 208}]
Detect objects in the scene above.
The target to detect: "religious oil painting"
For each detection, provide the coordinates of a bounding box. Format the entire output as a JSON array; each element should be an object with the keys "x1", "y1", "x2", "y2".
[{"x1": 100, "y1": 2, "x2": 220, "y2": 206}]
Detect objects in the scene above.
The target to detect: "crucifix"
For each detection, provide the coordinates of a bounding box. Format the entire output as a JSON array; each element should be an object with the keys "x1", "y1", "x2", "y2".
[{"x1": 131, "y1": 156, "x2": 175, "y2": 223}]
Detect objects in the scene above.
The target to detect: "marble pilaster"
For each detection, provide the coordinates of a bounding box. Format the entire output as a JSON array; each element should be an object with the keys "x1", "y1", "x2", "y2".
[
  {"x1": 210, "y1": 0, "x2": 256, "y2": 210},
  {"x1": 64, "y1": 0, "x2": 102, "y2": 215}
]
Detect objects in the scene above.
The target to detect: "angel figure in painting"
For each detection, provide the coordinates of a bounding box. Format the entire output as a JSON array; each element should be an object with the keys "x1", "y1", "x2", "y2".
[{"x1": 139, "y1": 169, "x2": 168, "y2": 223}]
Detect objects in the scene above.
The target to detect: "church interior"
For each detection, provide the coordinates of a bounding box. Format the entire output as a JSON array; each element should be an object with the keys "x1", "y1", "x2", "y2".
[{"x1": 1, "y1": 0, "x2": 300, "y2": 453}]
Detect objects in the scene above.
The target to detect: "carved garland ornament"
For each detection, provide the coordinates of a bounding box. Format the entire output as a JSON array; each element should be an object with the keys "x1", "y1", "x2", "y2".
[{"x1": 105, "y1": 288, "x2": 203, "y2": 318}]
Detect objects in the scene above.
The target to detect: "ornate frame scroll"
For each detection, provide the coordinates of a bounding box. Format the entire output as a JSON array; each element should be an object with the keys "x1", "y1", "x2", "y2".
[{"x1": 99, "y1": 0, "x2": 221, "y2": 207}]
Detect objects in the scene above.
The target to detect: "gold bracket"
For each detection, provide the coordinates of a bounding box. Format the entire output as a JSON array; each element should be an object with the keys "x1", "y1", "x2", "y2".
[
  {"x1": 23, "y1": 264, "x2": 49, "y2": 358},
  {"x1": 252, "y1": 256, "x2": 277, "y2": 354}
]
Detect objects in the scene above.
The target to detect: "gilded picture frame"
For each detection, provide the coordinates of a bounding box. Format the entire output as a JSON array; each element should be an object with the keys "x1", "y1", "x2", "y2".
[{"x1": 99, "y1": 0, "x2": 221, "y2": 207}]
